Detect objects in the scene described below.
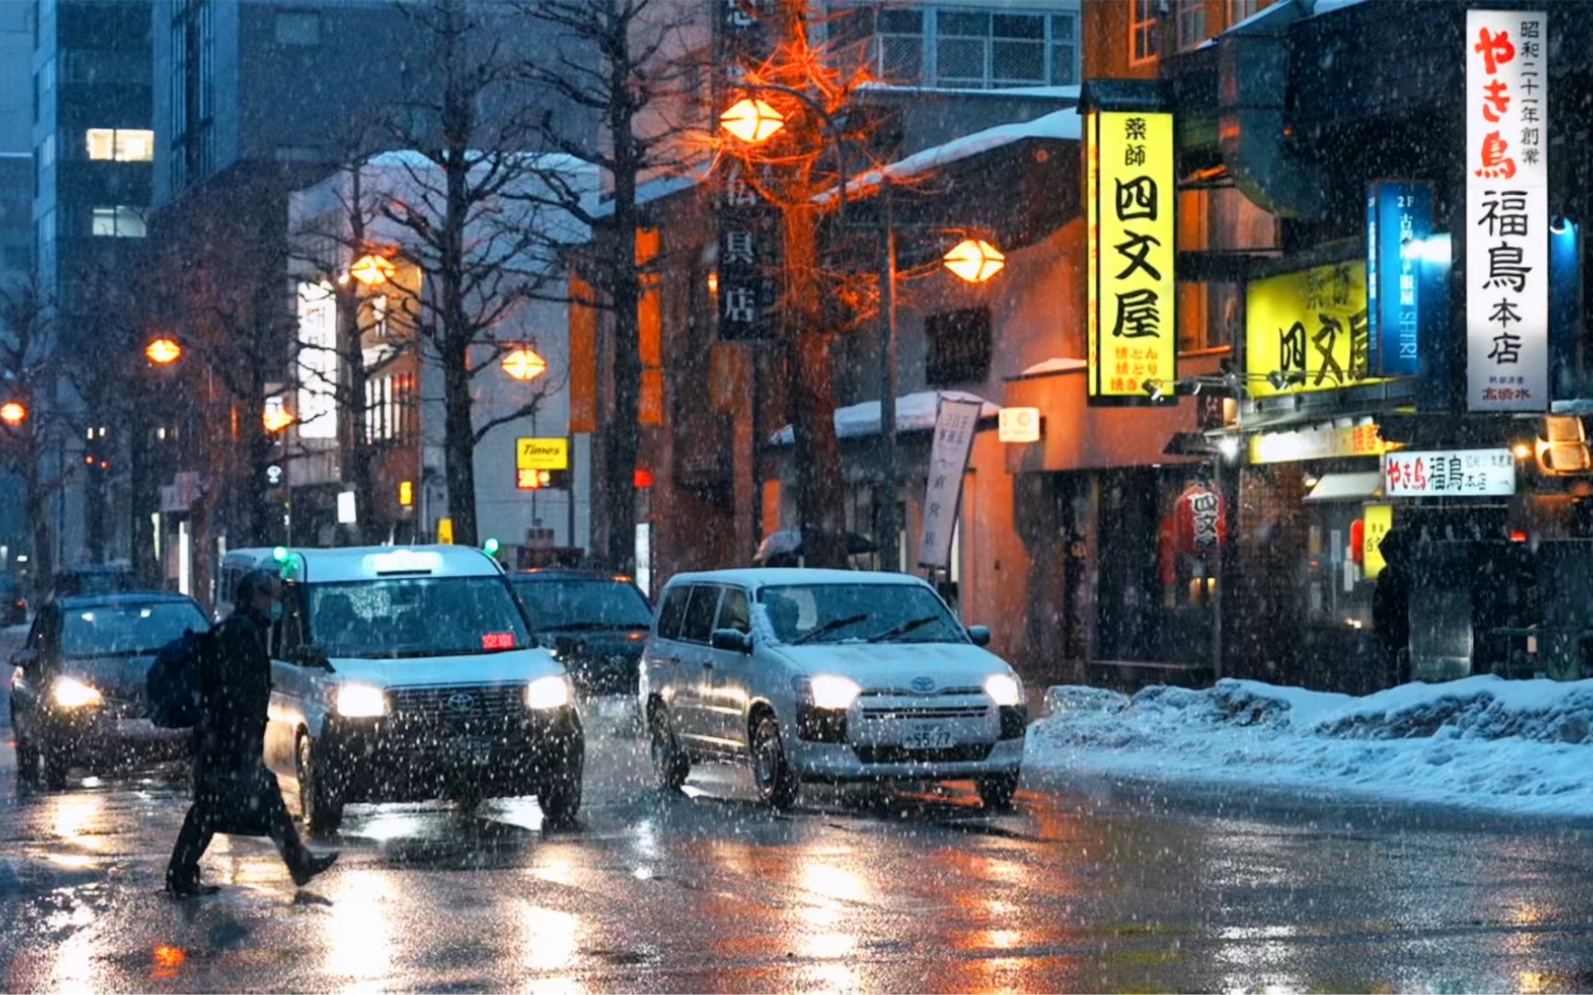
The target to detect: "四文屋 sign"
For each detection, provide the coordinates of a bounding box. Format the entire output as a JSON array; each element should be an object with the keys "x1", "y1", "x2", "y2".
[
  {"x1": 1383, "y1": 448, "x2": 1516, "y2": 498},
  {"x1": 1247, "y1": 262, "x2": 1381, "y2": 399},
  {"x1": 1087, "y1": 111, "x2": 1175, "y2": 401},
  {"x1": 1466, "y1": 9, "x2": 1548, "y2": 412}
]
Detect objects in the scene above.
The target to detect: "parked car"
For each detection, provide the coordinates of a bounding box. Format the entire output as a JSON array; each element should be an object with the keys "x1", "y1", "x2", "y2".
[
  {"x1": 9, "y1": 592, "x2": 209, "y2": 788},
  {"x1": 262, "y1": 545, "x2": 583, "y2": 835},
  {"x1": 1, "y1": 571, "x2": 26, "y2": 626},
  {"x1": 508, "y1": 569, "x2": 652, "y2": 697},
  {"x1": 638, "y1": 568, "x2": 1026, "y2": 810}
]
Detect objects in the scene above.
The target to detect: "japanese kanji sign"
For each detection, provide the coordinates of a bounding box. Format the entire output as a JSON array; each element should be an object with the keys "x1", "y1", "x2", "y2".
[
  {"x1": 1383, "y1": 448, "x2": 1516, "y2": 498},
  {"x1": 1466, "y1": 10, "x2": 1547, "y2": 412},
  {"x1": 1087, "y1": 111, "x2": 1175, "y2": 401},
  {"x1": 1366, "y1": 181, "x2": 1432, "y2": 378},
  {"x1": 918, "y1": 398, "x2": 982, "y2": 571},
  {"x1": 715, "y1": 0, "x2": 779, "y2": 341},
  {"x1": 1246, "y1": 262, "x2": 1381, "y2": 398}
]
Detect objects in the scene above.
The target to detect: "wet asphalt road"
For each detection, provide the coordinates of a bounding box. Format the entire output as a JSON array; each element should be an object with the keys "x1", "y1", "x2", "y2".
[{"x1": 3, "y1": 630, "x2": 1593, "y2": 993}]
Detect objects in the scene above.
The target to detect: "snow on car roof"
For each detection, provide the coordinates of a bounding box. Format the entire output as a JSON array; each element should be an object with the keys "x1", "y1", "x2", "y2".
[{"x1": 663, "y1": 568, "x2": 930, "y2": 590}]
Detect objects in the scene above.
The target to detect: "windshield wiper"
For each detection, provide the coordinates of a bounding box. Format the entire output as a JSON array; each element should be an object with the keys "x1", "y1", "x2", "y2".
[
  {"x1": 549, "y1": 621, "x2": 650, "y2": 632},
  {"x1": 792, "y1": 613, "x2": 871, "y2": 645},
  {"x1": 867, "y1": 616, "x2": 941, "y2": 643}
]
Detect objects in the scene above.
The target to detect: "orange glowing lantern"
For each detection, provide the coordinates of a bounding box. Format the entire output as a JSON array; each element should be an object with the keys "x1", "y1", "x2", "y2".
[
  {"x1": 145, "y1": 338, "x2": 182, "y2": 365},
  {"x1": 349, "y1": 254, "x2": 396, "y2": 286},
  {"x1": 942, "y1": 239, "x2": 1006, "y2": 283},
  {"x1": 501, "y1": 348, "x2": 547, "y2": 382},
  {"x1": 1, "y1": 401, "x2": 26, "y2": 426},
  {"x1": 720, "y1": 98, "x2": 785, "y2": 144}
]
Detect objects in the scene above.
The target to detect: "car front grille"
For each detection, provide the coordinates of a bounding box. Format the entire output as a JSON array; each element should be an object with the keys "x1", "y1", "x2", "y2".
[
  {"x1": 387, "y1": 685, "x2": 527, "y2": 729},
  {"x1": 859, "y1": 704, "x2": 989, "y2": 721}
]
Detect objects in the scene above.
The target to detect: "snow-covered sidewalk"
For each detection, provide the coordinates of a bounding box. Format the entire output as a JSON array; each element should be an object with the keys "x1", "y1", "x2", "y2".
[{"x1": 1026, "y1": 676, "x2": 1593, "y2": 819}]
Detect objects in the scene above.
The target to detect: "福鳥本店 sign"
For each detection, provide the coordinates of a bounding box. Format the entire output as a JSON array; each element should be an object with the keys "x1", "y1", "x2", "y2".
[
  {"x1": 1383, "y1": 448, "x2": 1516, "y2": 498},
  {"x1": 1467, "y1": 9, "x2": 1548, "y2": 412},
  {"x1": 1247, "y1": 262, "x2": 1381, "y2": 398},
  {"x1": 1087, "y1": 111, "x2": 1175, "y2": 402}
]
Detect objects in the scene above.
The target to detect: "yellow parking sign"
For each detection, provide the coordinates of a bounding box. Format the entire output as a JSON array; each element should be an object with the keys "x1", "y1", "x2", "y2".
[{"x1": 517, "y1": 437, "x2": 569, "y2": 471}]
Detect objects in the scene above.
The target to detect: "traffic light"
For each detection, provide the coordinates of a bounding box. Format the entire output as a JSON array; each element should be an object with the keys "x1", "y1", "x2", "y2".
[
  {"x1": 483, "y1": 537, "x2": 501, "y2": 557},
  {"x1": 515, "y1": 468, "x2": 570, "y2": 491}
]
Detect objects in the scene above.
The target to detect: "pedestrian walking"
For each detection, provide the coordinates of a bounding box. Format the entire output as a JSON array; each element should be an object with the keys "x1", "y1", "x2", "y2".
[
  {"x1": 165, "y1": 569, "x2": 338, "y2": 896},
  {"x1": 1372, "y1": 526, "x2": 1413, "y2": 686}
]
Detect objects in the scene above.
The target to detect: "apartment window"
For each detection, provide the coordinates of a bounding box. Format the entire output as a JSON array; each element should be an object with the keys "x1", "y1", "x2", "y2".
[
  {"x1": 91, "y1": 206, "x2": 147, "y2": 238},
  {"x1": 926, "y1": 307, "x2": 993, "y2": 387},
  {"x1": 275, "y1": 10, "x2": 321, "y2": 45},
  {"x1": 856, "y1": 6, "x2": 1079, "y2": 90},
  {"x1": 1130, "y1": 0, "x2": 1160, "y2": 65},
  {"x1": 877, "y1": 8, "x2": 924, "y2": 83},
  {"x1": 364, "y1": 372, "x2": 414, "y2": 443},
  {"x1": 1176, "y1": 0, "x2": 1207, "y2": 50},
  {"x1": 86, "y1": 128, "x2": 155, "y2": 162},
  {"x1": 1228, "y1": 0, "x2": 1264, "y2": 23}
]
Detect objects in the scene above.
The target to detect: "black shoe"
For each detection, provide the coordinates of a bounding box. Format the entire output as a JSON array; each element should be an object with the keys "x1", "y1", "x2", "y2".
[
  {"x1": 166, "y1": 875, "x2": 221, "y2": 897},
  {"x1": 291, "y1": 850, "x2": 339, "y2": 888}
]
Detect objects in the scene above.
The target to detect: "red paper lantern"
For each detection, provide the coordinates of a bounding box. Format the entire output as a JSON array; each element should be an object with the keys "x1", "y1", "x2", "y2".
[{"x1": 1172, "y1": 484, "x2": 1227, "y2": 557}]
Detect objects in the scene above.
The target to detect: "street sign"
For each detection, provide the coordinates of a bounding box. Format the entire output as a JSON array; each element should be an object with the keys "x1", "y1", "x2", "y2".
[{"x1": 516, "y1": 437, "x2": 569, "y2": 471}]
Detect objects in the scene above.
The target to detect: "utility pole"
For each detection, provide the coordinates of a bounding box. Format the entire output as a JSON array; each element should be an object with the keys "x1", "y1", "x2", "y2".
[{"x1": 877, "y1": 184, "x2": 899, "y2": 571}]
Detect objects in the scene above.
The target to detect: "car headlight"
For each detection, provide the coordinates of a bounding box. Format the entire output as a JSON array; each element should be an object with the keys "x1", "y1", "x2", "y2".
[
  {"x1": 984, "y1": 673, "x2": 1022, "y2": 707},
  {"x1": 52, "y1": 677, "x2": 103, "y2": 709},
  {"x1": 334, "y1": 683, "x2": 387, "y2": 718},
  {"x1": 808, "y1": 675, "x2": 862, "y2": 711},
  {"x1": 526, "y1": 675, "x2": 571, "y2": 710}
]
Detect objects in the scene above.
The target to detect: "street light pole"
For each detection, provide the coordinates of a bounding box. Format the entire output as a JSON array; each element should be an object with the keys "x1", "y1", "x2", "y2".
[{"x1": 877, "y1": 184, "x2": 899, "y2": 571}]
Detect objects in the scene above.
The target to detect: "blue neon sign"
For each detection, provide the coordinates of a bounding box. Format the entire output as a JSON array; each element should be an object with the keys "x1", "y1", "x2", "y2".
[{"x1": 1366, "y1": 181, "x2": 1433, "y2": 378}]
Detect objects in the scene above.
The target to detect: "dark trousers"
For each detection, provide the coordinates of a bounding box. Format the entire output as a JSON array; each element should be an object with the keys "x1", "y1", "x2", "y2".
[{"x1": 166, "y1": 764, "x2": 307, "y2": 886}]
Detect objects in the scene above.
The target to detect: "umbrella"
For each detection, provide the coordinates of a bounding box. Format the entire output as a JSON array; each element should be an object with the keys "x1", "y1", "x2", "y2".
[{"x1": 754, "y1": 528, "x2": 878, "y2": 564}]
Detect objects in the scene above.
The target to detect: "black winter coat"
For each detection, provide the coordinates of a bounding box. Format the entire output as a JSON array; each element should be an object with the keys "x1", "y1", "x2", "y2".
[{"x1": 195, "y1": 608, "x2": 273, "y2": 779}]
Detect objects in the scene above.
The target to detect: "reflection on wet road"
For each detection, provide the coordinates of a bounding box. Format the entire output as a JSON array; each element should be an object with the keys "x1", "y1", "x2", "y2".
[{"x1": 2, "y1": 688, "x2": 1592, "y2": 991}]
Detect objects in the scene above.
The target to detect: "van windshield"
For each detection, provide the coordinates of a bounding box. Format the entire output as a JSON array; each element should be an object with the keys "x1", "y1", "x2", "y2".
[
  {"x1": 756, "y1": 583, "x2": 966, "y2": 645},
  {"x1": 306, "y1": 577, "x2": 532, "y2": 658}
]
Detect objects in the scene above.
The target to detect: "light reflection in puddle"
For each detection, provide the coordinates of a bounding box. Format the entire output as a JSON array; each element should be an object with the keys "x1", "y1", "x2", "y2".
[
  {"x1": 520, "y1": 905, "x2": 580, "y2": 973},
  {"x1": 46, "y1": 795, "x2": 105, "y2": 852},
  {"x1": 151, "y1": 945, "x2": 186, "y2": 982},
  {"x1": 323, "y1": 870, "x2": 393, "y2": 990},
  {"x1": 47, "y1": 911, "x2": 100, "y2": 993}
]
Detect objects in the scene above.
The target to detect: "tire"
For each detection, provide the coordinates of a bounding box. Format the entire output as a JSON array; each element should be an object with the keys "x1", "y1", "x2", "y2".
[
  {"x1": 41, "y1": 735, "x2": 70, "y2": 791},
  {"x1": 296, "y1": 734, "x2": 344, "y2": 838},
  {"x1": 539, "y1": 735, "x2": 584, "y2": 830},
  {"x1": 648, "y1": 704, "x2": 690, "y2": 793},
  {"x1": 749, "y1": 713, "x2": 798, "y2": 810},
  {"x1": 11, "y1": 708, "x2": 39, "y2": 787},
  {"x1": 976, "y1": 773, "x2": 1019, "y2": 811}
]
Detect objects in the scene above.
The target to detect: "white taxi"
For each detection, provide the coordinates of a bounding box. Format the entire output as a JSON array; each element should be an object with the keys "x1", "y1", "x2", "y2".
[
  {"x1": 261, "y1": 545, "x2": 583, "y2": 835},
  {"x1": 639, "y1": 569, "x2": 1025, "y2": 809}
]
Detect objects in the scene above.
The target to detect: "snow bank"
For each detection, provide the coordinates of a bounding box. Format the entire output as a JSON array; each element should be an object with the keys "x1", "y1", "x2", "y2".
[{"x1": 1029, "y1": 677, "x2": 1593, "y2": 818}]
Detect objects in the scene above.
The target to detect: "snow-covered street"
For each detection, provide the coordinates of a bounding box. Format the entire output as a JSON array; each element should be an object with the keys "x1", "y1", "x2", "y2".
[{"x1": 1029, "y1": 677, "x2": 1593, "y2": 819}]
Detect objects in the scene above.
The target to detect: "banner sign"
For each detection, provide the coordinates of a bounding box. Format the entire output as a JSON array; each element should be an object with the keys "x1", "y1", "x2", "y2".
[
  {"x1": 1466, "y1": 9, "x2": 1548, "y2": 412},
  {"x1": 715, "y1": 0, "x2": 779, "y2": 341},
  {"x1": 918, "y1": 398, "x2": 982, "y2": 571},
  {"x1": 1247, "y1": 262, "x2": 1379, "y2": 399},
  {"x1": 295, "y1": 281, "x2": 338, "y2": 440},
  {"x1": 1363, "y1": 503, "x2": 1394, "y2": 580},
  {"x1": 1383, "y1": 448, "x2": 1516, "y2": 498},
  {"x1": 1248, "y1": 422, "x2": 1395, "y2": 464},
  {"x1": 1087, "y1": 111, "x2": 1175, "y2": 401},
  {"x1": 1366, "y1": 181, "x2": 1432, "y2": 377}
]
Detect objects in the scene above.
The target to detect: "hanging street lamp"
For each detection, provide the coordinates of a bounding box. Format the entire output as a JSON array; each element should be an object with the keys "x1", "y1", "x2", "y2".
[
  {"x1": 349, "y1": 254, "x2": 396, "y2": 286},
  {"x1": 942, "y1": 238, "x2": 1006, "y2": 283},
  {"x1": 145, "y1": 337, "x2": 183, "y2": 365},
  {"x1": 0, "y1": 401, "x2": 26, "y2": 426},
  {"x1": 720, "y1": 98, "x2": 786, "y2": 144},
  {"x1": 502, "y1": 347, "x2": 547, "y2": 382}
]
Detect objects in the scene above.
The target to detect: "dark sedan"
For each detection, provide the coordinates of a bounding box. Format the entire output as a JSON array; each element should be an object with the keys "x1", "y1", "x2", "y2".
[
  {"x1": 510, "y1": 570, "x2": 653, "y2": 697},
  {"x1": 9, "y1": 592, "x2": 208, "y2": 788}
]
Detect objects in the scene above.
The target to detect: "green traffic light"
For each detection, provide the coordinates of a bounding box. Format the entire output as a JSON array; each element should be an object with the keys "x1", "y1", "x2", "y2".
[
  {"x1": 484, "y1": 538, "x2": 501, "y2": 556},
  {"x1": 273, "y1": 546, "x2": 288, "y2": 562}
]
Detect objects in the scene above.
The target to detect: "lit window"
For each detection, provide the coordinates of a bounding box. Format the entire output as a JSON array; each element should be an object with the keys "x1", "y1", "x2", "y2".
[
  {"x1": 86, "y1": 128, "x2": 155, "y2": 162},
  {"x1": 1130, "y1": 0, "x2": 1160, "y2": 65},
  {"x1": 91, "y1": 206, "x2": 147, "y2": 238},
  {"x1": 1176, "y1": 0, "x2": 1207, "y2": 50},
  {"x1": 864, "y1": 6, "x2": 1079, "y2": 90}
]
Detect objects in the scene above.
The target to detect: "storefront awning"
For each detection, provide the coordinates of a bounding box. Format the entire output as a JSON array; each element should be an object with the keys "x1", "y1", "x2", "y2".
[{"x1": 1303, "y1": 472, "x2": 1383, "y2": 503}]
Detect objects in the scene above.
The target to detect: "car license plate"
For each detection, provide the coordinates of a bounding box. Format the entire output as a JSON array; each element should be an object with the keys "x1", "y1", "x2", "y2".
[
  {"x1": 452, "y1": 737, "x2": 494, "y2": 764},
  {"x1": 901, "y1": 726, "x2": 956, "y2": 750}
]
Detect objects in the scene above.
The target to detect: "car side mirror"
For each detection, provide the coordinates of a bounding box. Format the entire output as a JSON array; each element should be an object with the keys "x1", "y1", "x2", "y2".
[
  {"x1": 966, "y1": 625, "x2": 992, "y2": 648},
  {"x1": 290, "y1": 645, "x2": 332, "y2": 670},
  {"x1": 710, "y1": 628, "x2": 753, "y2": 654},
  {"x1": 11, "y1": 648, "x2": 39, "y2": 673}
]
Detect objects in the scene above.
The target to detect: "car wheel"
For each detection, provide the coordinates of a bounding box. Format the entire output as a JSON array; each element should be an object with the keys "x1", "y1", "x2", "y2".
[
  {"x1": 296, "y1": 734, "x2": 344, "y2": 838},
  {"x1": 749, "y1": 713, "x2": 798, "y2": 810},
  {"x1": 11, "y1": 708, "x2": 39, "y2": 787},
  {"x1": 976, "y1": 773, "x2": 1019, "y2": 811},
  {"x1": 648, "y1": 704, "x2": 690, "y2": 793},
  {"x1": 539, "y1": 736, "x2": 584, "y2": 830}
]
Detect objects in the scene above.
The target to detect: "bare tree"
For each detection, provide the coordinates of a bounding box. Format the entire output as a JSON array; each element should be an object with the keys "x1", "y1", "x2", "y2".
[
  {"x1": 513, "y1": 0, "x2": 701, "y2": 572},
  {"x1": 373, "y1": 0, "x2": 585, "y2": 548},
  {"x1": 0, "y1": 275, "x2": 67, "y2": 587}
]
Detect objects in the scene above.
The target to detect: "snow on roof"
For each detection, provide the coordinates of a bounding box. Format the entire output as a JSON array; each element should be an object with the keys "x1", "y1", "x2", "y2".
[
  {"x1": 769, "y1": 390, "x2": 1000, "y2": 446},
  {"x1": 819, "y1": 108, "x2": 1081, "y2": 205},
  {"x1": 1032, "y1": 675, "x2": 1593, "y2": 819},
  {"x1": 1014, "y1": 357, "x2": 1087, "y2": 378}
]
